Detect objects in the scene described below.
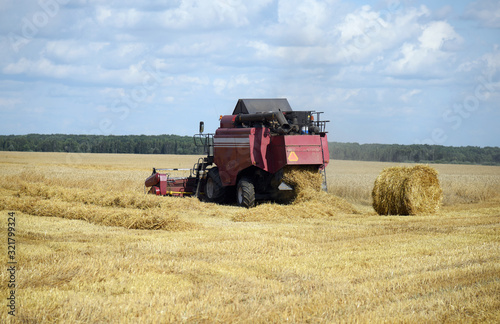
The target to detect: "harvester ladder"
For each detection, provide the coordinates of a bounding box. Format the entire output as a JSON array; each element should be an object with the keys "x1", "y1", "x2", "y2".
[
  {"x1": 193, "y1": 157, "x2": 208, "y2": 198},
  {"x1": 320, "y1": 168, "x2": 328, "y2": 192}
]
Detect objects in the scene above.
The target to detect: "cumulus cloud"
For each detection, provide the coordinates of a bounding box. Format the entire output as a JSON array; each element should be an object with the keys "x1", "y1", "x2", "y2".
[
  {"x1": 249, "y1": 4, "x2": 437, "y2": 67},
  {"x1": 2, "y1": 57, "x2": 162, "y2": 85},
  {"x1": 270, "y1": 0, "x2": 333, "y2": 45},
  {"x1": 400, "y1": 89, "x2": 422, "y2": 103},
  {"x1": 44, "y1": 40, "x2": 109, "y2": 62},
  {"x1": 478, "y1": 46, "x2": 500, "y2": 100},
  {"x1": 159, "y1": 38, "x2": 227, "y2": 57},
  {"x1": 464, "y1": 0, "x2": 500, "y2": 28},
  {"x1": 213, "y1": 74, "x2": 251, "y2": 95},
  {"x1": 95, "y1": 6, "x2": 144, "y2": 28},
  {"x1": 482, "y1": 45, "x2": 500, "y2": 73},
  {"x1": 326, "y1": 88, "x2": 361, "y2": 103},
  {"x1": 336, "y1": 5, "x2": 430, "y2": 64},
  {"x1": 3, "y1": 57, "x2": 85, "y2": 79},
  {"x1": 159, "y1": 0, "x2": 272, "y2": 29},
  {"x1": 385, "y1": 21, "x2": 463, "y2": 76},
  {"x1": 0, "y1": 98, "x2": 23, "y2": 111}
]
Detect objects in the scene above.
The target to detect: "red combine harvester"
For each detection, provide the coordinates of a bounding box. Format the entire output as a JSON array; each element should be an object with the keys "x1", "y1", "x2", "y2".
[{"x1": 144, "y1": 98, "x2": 330, "y2": 207}]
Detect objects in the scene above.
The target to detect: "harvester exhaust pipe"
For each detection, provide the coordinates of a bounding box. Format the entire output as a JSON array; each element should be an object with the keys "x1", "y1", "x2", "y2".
[
  {"x1": 236, "y1": 111, "x2": 291, "y2": 134},
  {"x1": 275, "y1": 111, "x2": 290, "y2": 130}
]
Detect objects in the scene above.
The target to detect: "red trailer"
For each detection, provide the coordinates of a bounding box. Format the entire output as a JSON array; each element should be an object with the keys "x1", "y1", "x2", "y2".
[{"x1": 145, "y1": 98, "x2": 330, "y2": 207}]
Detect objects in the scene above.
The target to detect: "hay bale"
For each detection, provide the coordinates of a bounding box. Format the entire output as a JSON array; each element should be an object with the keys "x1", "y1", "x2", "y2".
[{"x1": 372, "y1": 165, "x2": 443, "y2": 215}]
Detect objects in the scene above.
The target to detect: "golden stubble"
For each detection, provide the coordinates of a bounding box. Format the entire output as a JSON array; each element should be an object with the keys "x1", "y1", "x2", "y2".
[{"x1": 0, "y1": 152, "x2": 499, "y2": 323}]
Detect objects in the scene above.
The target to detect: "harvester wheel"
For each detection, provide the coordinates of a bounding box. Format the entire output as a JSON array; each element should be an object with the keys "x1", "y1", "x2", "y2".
[
  {"x1": 205, "y1": 168, "x2": 226, "y2": 203},
  {"x1": 237, "y1": 177, "x2": 255, "y2": 208}
]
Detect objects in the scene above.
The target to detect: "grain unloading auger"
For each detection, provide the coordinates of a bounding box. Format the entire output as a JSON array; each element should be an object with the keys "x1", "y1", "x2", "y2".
[{"x1": 145, "y1": 98, "x2": 330, "y2": 207}]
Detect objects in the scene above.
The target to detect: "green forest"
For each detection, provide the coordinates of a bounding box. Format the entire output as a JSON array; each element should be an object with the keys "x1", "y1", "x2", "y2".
[
  {"x1": 328, "y1": 142, "x2": 500, "y2": 165},
  {"x1": 0, "y1": 134, "x2": 203, "y2": 155},
  {"x1": 1, "y1": 134, "x2": 499, "y2": 165}
]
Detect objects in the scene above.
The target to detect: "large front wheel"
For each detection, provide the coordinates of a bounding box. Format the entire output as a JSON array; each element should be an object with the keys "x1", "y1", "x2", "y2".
[
  {"x1": 205, "y1": 168, "x2": 226, "y2": 203},
  {"x1": 236, "y1": 177, "x2": 255, "y2": 208}
]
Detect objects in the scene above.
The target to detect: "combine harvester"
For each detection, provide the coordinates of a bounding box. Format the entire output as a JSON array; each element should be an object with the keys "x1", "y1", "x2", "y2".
[{"x1": 145, "y1": 99, "x2": 330, "y2": 207}]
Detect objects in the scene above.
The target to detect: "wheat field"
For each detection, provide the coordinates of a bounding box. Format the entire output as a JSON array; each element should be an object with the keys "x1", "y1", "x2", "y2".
[{"x1": 1, "y1": 152, "x2": 499, "y2": 323}]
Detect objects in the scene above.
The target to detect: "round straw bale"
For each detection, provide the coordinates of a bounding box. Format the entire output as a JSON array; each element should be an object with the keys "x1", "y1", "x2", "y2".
[{"x1": 372, "y1": 165, "x2": 443, "y2": 215}]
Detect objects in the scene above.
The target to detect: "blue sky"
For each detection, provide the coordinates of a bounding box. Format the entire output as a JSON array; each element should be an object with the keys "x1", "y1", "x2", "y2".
[{"x1": 1, "y1": 0, "x2": 499, "y2": 147}]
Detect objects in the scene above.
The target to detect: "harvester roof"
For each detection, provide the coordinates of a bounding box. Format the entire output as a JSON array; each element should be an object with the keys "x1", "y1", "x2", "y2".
[{"x1": 232, "y1": 98, "x2": 293, "y2": 115}]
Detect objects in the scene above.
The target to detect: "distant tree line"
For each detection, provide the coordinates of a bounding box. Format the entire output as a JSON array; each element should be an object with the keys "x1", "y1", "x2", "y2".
[
  {"x1": 0, "y1": 134, "x2": 204, "y2": 155},
  {"x1": 1, "y1": 134, "x2": 499, "y2": 165},
  {"x1": 328, "y1": 142, "x2": 500, "y2": 165}
]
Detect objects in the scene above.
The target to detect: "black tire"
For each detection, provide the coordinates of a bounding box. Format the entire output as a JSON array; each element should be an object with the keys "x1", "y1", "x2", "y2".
[
  {"x1": 237, "y1": 177, "x2": 255, "y2": 208},
  {"x1": 205, "y1": 168, "x2": 226, "y2": 203}
]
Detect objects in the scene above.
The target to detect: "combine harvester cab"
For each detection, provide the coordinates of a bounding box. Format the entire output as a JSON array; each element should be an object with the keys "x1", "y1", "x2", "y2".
[{"x1": 145, "y1": 98, "x2": 330, "y2": 208}]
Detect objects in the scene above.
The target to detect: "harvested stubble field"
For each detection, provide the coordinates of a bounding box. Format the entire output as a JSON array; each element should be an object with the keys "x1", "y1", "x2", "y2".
[{"x1": 0, "y1": 152, "x2": 499, "y2": 323}]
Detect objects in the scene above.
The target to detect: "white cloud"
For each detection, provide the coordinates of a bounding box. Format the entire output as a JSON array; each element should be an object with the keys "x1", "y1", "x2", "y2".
[
  {"x1": 176, "y1": 75, "x2": 210, "y2": 86},
  {"x1": 482, "y1": 45, "x2": 500, "y2": 73},
  {"x1": 385, "y1": 21, "x2": 463, "y2": 76},
  {"x1": 433, "y1": 5, "x2": 453, "y2": 20},
  {"x1": 418, "y1": 21, "x2": 463, "y2": 51},
  {"x1": 2, "y1": 57, "x2": 157, "y2": 85},
  {"x1": 336, "y1": 5, "x2": 430, "y2": 64},
  {"x1": 160, "y1": 38, "x2": 227, "y2": 57},
  {"x1": 464, "y1": 0, "x2": 500, "y2": 28},
  {"x1": 159, "y1": 0, "x2": 258, "y2": 29},
  {"x1": 326, "y1": 88, "x2": 360, "y2": 103},
  {"x1": 22, "y1": 106, "x2": 46, "y2": 114},
  {"x1": 95, "y1": 105, "x2": 108, "y2": 113},
  {"x1": 100, "y1": 87, "x2": 126, "y2": 98},
  {"x1": 476, "y1": 46, "x2": 500, "y2": 102},
  {"x1": 271, "y1": 0, "x2": 332, "y2": 45},
  {"x1": 249, "y1": 4, "x2": 435, "y2": 67},
  {"x1": 115, "y1": 43, "x2": 147, "y2": 58},
  {"x1": 213, "y1": 79, "x2": 227, "y2": 94},
  {"x1": 278, "y1": 0, "x2": 328, "y2": 25},
  {"x1": 0, "y1": 98, "x2": 22, "y2": 110},
  {"x1": 400, "y1": 89, "x2": 422, "y2": 102},
  {"x1": 337, "y1": 5, "x2": 388, "y2": 43},
  {"x1": 44, "y1": 40, "x2": 109, "y2": 62},
  {"x1": 213, "y1": 74, "x2": 266, "y2": 96},
  {"x1": 3, "y1": 58, "x2": 84, "y2": 79},
  {"x1": 95, "y1": 6, "x2": 143, "y2": 28}
]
